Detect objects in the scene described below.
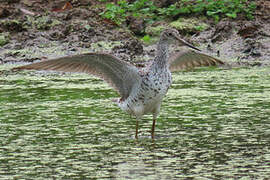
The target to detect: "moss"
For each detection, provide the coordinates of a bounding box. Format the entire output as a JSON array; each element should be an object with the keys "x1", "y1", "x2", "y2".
[
  {"x1": 91, "y1": 41, "x2": 123, "y2": 51},
  {"x1": 25, "y1": 15, "x2": 62, "y2": 30},
  {"x1": 145, "y1": 25, "x2": 167, "y2": 36},
  {"x1": 0, "y1": 33, "x2": 9, "y2": 46},
  {"x1": 169, "y1": 18, "x2": 209, "y2": 34}
]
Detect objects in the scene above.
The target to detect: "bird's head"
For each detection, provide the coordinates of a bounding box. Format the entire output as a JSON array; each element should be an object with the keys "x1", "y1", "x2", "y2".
[{"x1": 160, "y1": 28, "x2": 201, "y2": 51}]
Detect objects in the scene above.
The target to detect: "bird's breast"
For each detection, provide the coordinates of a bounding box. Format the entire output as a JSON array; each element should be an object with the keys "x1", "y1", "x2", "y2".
[{"x1": 117, "y1": 71, "x2": 172, "y2": 117}]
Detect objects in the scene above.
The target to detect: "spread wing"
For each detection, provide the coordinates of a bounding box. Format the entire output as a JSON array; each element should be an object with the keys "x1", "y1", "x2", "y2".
[
  {"x1": 13, "y1": 53, "x2": 141, "y2": 100},
  {"x1": 169, "y1": 49, "x2": 224, "y2": 72}
]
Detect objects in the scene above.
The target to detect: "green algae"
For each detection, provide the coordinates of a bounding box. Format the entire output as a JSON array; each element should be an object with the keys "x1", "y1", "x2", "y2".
[
  {"x1": 170, "y1": 17, "x2": 209, "y2": 33},
  {"x1": 0, "y1": 65, "x2": 269, "y2": 179}
]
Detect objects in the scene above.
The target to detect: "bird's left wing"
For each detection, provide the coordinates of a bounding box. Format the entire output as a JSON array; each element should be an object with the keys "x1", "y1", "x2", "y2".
[
  {"x1": 13, "y1": 53, "x2": 141, "y2": 100},
  {"x1": 169, "y1": 49, "x2": 224, "y2": 72}
]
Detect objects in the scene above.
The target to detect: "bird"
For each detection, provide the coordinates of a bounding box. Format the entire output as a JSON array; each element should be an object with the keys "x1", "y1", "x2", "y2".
[{"x1": 13, "y1": 28, "x2": 224, "y2": 139}]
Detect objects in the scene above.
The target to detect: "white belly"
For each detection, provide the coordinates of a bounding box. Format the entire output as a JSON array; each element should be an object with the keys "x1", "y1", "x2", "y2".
[
  {"x1": 118, "y1": 94, "x2": 164, "y2": 118},
  {"x1": 118, "y1": 71, "x2": 172, "y2": 118}
]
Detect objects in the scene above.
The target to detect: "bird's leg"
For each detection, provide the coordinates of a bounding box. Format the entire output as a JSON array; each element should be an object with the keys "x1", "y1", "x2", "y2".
[
  {"x1": 151, "y1": 117, "x2": 156, "y2": 139},
  {"x1": 135, "y1": 118, "x2": 139, "y2": 139},
  {"x1": 151, "y1": 107, "x2": 160, "y2": 140}
]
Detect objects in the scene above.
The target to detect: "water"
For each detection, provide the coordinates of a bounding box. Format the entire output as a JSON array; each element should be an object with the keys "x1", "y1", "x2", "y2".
[{"x1": 0, "y1": 65, "x2": 269, "y2": 179}]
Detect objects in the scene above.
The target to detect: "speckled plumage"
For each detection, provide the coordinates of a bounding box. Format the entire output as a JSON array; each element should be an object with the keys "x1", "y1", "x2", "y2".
[
  {"x1": 118, "y1": 33, "x2": 173, "y2": 121},
  {"x1": 13, "y1": 28, "x2": 224, "y2": 139}
]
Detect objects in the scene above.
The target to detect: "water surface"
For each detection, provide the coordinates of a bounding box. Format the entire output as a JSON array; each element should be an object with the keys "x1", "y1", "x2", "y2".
[{"x1": 0, "y1": 65, "x2": 269, "y2": 179}]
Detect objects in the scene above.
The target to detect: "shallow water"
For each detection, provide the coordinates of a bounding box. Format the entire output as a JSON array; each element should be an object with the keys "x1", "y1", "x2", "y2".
[{"x1": 0, "y1": 65, "x2": 269, "y2": 179}]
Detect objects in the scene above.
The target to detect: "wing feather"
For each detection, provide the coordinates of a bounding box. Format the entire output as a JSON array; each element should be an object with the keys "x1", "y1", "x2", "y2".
[
  {"x1": 13, "y1": 53, "x2": 141, "y2": 99},
  {"x1": 169, "y1": 49, "x2": 224, "y2": 72}
]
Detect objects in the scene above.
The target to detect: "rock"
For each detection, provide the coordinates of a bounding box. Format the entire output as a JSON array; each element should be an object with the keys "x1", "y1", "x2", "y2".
[
  {"x1": 0, "y1": 7, "x2": 10, "y2": 18},
  {"x1": 255, "y1": 0, "x2": 270, "y2": 22},
  {"x1": 243, "y1": 38, "x2": 262, "y2": 57},
  {"x1": 1, "y1": 19, "x2": 25, "y2": 32},
  {"x1": 72, "y1": 0, "x2": 92, "y2": 6},
  {"x1": 211, "y1": 20, "x2": 232, "y2": 42},
  {"x1": 49, "y1": 30, "x2": 65, "y2": 40},
  {"x1": 238, "y1": 22, "x2": 260, "y2": 39},
  {"x1": 127, "y1": 16, "x2": 145, "y2": 35},
  {"x1": 50, "y1": 1, "x2": 75, "y2": 13},
  {"x1": 22, "y1": 0, "x2": 35, "y2": 7},
  {"x1": 6, "y1": 0, "x2": 20, "y2": 3},
  {"x1": 125, "y1": 39, "x2": 143, "y2": 55},
  {"x1": 112, "y1": 38, "x2": 143, "y2": 58}
]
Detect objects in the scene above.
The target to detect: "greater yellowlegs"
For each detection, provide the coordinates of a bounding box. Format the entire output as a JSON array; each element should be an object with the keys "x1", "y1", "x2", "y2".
[{"x1": 13, "y1": 29, "x2": 224, "y2": 139}]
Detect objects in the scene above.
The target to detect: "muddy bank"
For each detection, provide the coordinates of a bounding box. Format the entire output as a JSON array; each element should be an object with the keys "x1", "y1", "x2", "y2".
[{"x1": 0, "y1": 0, "x2": 269, "y2": 67}]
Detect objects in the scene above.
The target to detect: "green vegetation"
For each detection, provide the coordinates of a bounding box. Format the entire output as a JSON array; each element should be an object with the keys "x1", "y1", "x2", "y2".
[
  {"x1": 100, "y1": 0, "x2": 159, "y2": 25},
  {"x1": 177, "y1": 0, "x2": 257, "y2": 22},
  {"x1": 142, "y1": 34, "x2": 151, "y2": 43},
  {"x1": 100, "y1": 0, "x2": 257, "y2": 24},
  {"x1": 0, "y1": 33, "x2": 9, "y2": 47}
]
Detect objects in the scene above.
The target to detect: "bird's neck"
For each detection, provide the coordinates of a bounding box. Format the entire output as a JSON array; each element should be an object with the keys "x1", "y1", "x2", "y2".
[{"x1": 151, "y1": 40, "x2": 169, "y2": 71}]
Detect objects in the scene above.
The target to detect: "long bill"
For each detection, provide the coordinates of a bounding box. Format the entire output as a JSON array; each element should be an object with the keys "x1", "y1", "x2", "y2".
[{"x1": 175, "y1": 36, "x2": 201, "y2": 51}]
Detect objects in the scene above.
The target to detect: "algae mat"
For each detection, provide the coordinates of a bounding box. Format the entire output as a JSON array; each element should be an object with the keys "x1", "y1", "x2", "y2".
[{"x1": 0, "y1": 65, "x2": 269, "y2": 179}]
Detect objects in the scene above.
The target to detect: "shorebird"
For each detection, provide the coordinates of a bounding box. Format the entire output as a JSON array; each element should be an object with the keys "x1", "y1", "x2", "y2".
[{"x1": 13, "y1": 28, "x2": 224, "y2": 139}]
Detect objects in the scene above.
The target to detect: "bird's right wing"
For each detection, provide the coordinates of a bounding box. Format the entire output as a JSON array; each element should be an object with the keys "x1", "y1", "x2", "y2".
[
  {"x1": 169, "y1": 49, "x2": 224, "y2": 72},
  {"x1": 13, "y1": 53, "x2": 141, "y2": 100}
]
